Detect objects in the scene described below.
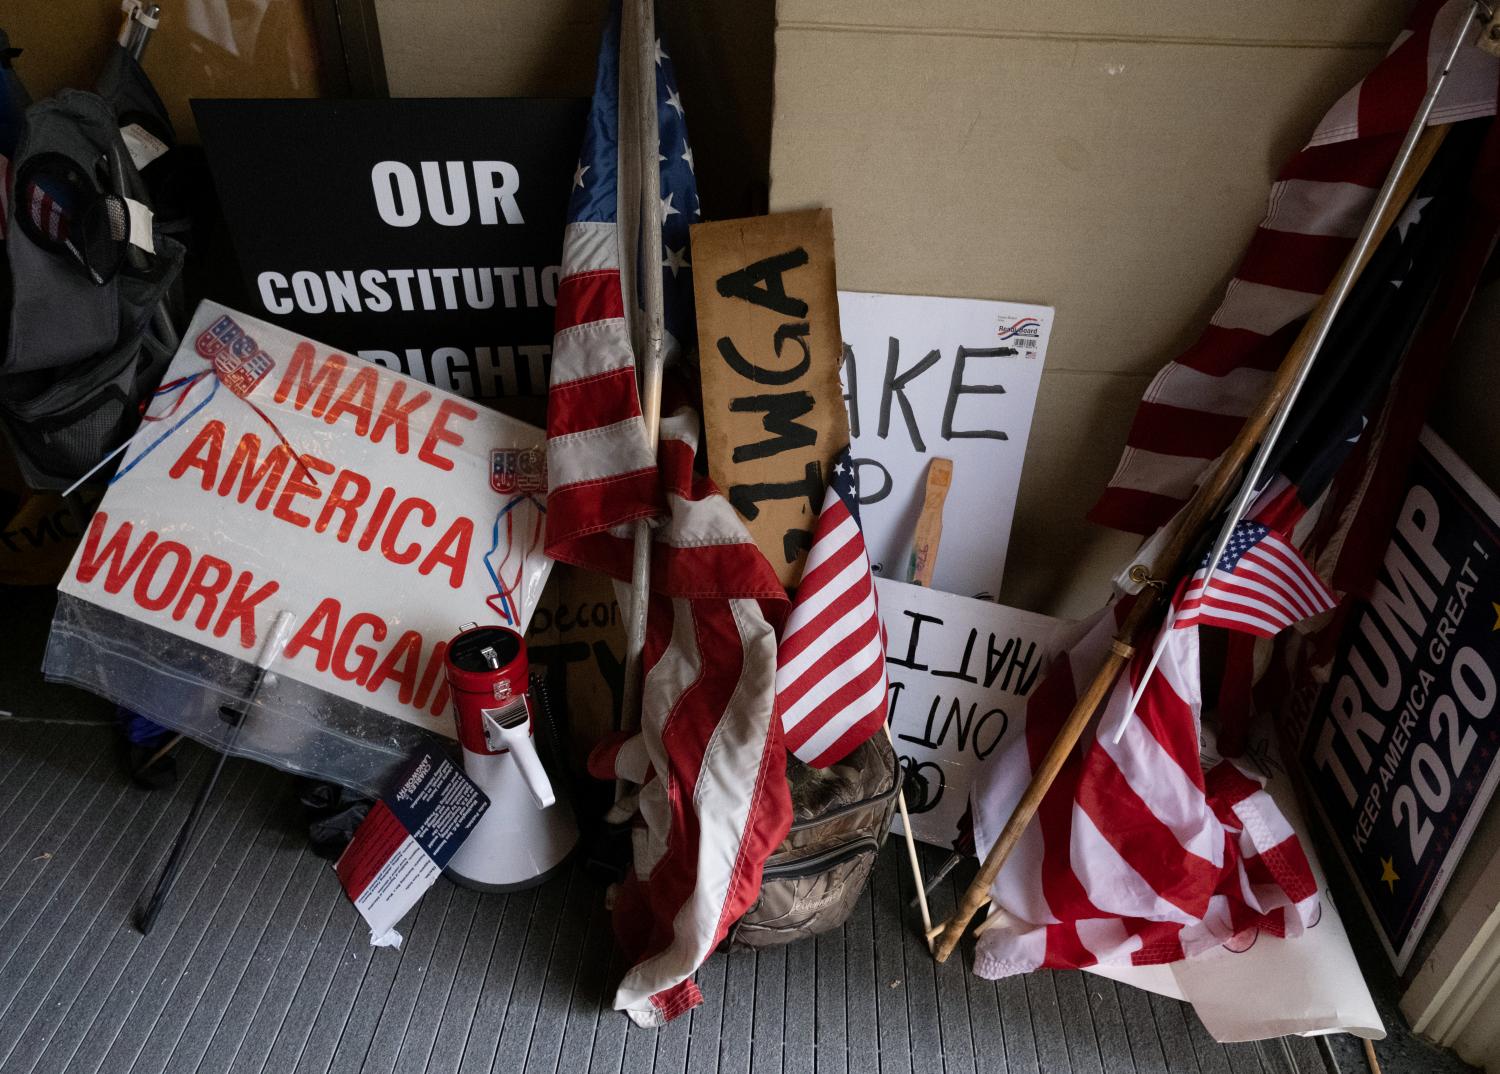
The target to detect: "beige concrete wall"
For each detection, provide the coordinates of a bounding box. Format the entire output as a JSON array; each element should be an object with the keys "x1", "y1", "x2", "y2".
[
  {"x1": 769, "y1": 0, "x2": 1408, "y2": 618},
  {"x1": 375, "y1": 0, "x2": 777, "y2": 219}
]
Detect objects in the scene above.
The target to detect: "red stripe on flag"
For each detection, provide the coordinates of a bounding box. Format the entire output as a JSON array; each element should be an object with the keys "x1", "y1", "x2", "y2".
[
  {"x1": 1235, "y1": 228, "x2": 1353, "y2": 295},
  {"x1": 1278, "y1": 133, "x2": 1402, "y2": 186},
  {"x1": 1175, "y1": 323, "x2": 1293, "y2": 376},
  {"x1": 1125, "y1": 402, "x2": 1245, "y2": 460},
  {"x1": 1086, "y1": 486, "x2": 1186, "y2": 536},
  {"x1": 554, "y1": 269, "x2": 625, "y2": 331},
  {"x1": 548, "y1": 366, "x2": 642, "y2": 437},
  {"x1": 1358, "y1": 17, "x2": 1431, "y2": 138}
]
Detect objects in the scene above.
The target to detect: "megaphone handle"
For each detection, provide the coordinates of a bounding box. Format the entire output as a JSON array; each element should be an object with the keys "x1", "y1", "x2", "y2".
[{"x1": 491, "y1": 716, "x2": 556, "y2": 809}]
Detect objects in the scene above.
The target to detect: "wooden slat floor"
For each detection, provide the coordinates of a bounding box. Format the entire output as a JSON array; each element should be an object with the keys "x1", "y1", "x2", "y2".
[{"x1": 0, "y1": 713, "x2": 1352, "y2": 1074}]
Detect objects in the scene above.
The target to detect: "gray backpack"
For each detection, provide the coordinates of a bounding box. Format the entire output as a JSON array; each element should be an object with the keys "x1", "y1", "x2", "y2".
[{"x1": 1, "y1": 79, "x2": 182, "y2": 490}]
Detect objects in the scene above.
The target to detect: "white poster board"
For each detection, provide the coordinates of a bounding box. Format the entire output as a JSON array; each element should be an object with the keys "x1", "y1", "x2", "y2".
[
  {"x1": 841, "y1": 292, "x2": 1052, "y2": 599},
  {"x1": 56, "y1": 302, "x2": 551, "y2": 739},
  {"x1": 878, "y1": 578, "x2": 1069, "y2": 847}
]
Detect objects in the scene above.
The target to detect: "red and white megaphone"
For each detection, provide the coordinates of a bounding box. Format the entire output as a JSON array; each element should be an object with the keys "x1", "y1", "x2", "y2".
[{"x1": 443, "y1": 625, "x2": 577, "y2": 891}]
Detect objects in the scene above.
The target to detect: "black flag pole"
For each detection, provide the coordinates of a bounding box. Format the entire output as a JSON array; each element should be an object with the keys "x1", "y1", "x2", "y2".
[{"x1": 135, "y1": 611, "x2": 296, "y2": 934}]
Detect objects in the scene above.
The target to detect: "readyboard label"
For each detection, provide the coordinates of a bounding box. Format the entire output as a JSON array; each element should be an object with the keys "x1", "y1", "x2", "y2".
[
  {"x1": 194, "y1": 98, "x2": 586, "y2": 405},
  {"x1": 1302, "y1": 428, "x2": 1500, "y2": 970}
]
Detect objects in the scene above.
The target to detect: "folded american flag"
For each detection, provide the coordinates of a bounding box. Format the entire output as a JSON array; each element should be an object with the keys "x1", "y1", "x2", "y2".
[
  {"x1": 1174, "y1": 518, "x2": 1337, "y2": 638},
  {"x1": 775, "y1": 446, "x2": 887, "y2": 767}
]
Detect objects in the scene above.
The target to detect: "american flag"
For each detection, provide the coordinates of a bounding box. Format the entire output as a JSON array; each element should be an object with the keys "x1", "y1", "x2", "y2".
[
  {"x1": 775, "y1": 447, "x2": 887, "y2": 767},
  {"x1": 1173, "y1": 518, "x2": 1337, "y2": 638},
  {"x1": 545, "y1": 4, "x2": 791, "y2": 1027},
  {"x1": 27, "y1": 180, "x2": 68, "y2": 243},
  {"x1": 1089, "y1": 0, "x2": 1499, "y2": 538},
  {"x1": 965, "y1": 2, "x2": 1497, "y2": 983},
  {"x1": 969, "y1": 602, "x2": 1319, "y2": 978}
]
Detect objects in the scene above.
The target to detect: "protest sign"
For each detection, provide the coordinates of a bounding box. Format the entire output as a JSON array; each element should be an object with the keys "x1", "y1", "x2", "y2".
[
  {"x1": 1092, "y1": 723, "x2": 1382, "y2": 1042},
  {"x1": 194, "y1": 99, "x2": 585, "y2": 410},
  {"x1": 877, "y1": 578, "x2": 1067, "y2": 847},
  {"x1": 692, "y1": 209, "x2": 850, "y2": 587},
  {"x1": 1302, "y1": 428, "x2": 1500, "y2": 970},
  {"x1": 841, "y1": 292, "x2": 1052, "y2": 599},
  {"x1": 47, "y1": 302, "x2": 552, "y2": 793}
]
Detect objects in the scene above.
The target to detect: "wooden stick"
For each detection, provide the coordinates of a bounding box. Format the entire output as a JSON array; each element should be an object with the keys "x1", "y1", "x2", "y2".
[
  {"x1": 884, "y1": 724, "x2": 933, "y2": 945},
  {"x1": 929, "y1": 123, "x2": 1449, "y2": 965},
  {"x1": 1362, "y1": 1037, "x2": 1383, "y2": 1074},
  {"x1": 139, "y1": 733, "x2": 183, "y2": 773},
  {"x1": 907, "y1": 458, "x2": 953, "y2": 587}
]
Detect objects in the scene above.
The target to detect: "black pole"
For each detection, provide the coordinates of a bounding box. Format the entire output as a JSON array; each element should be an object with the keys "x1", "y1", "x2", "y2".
[{"x1": 134, "y1": 612, "x2": 294, "y2": 934}]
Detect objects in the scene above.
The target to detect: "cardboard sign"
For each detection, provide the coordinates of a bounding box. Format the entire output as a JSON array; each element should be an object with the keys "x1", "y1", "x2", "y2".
[
  {"x1": 525, "y1": 564, "x2": 626, "y2": 772},
  {"x1": 194, "y1": 99, "x2": 586, "y2": 407},
  {"x1": 878, "y1": 578, "x2": 1068, "y2": 847},
  {"x1": 841, "y1": 292, "x2": 1052, "y2": 599},
  {"x1": 691, "y1": 209, "x2": 850, "y2": 587},
  {"x1": 1302, "y1": 428, "x2": 1500, "y2": 970},
  {"x1": 55, "y1": 302, "x2": 552, "y2": 744}
]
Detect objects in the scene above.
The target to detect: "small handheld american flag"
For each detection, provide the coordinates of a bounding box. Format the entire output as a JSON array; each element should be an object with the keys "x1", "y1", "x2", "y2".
[
  {"x1": 1174, "y1": 518, "x2": 1336, "y2": 638},
  {"x1": 775, "y1": 446, "x2": 888, "y2": 768}
]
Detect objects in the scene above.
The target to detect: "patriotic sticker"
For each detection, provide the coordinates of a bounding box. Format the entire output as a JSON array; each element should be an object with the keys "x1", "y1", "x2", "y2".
[
  {"x1": 490, "y1": 448, "x2": 547, "y2": 495},
  {"x1": 194, "y1": 313, "x2": 276, "y2": 397}
]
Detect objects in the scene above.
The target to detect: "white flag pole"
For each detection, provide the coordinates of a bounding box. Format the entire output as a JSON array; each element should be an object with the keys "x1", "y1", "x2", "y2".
[{"x1": 617, "y1": 0, "x2": 666, "y2": 796}]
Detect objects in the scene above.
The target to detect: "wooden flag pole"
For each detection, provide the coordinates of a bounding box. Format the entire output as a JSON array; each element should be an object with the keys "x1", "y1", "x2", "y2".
[
  {"x1": 890, "y1": 458, "x2": 956, "y2": 946},
  {"x1": 929, "y1": 114, "x2": 1457, "y2": 963}
]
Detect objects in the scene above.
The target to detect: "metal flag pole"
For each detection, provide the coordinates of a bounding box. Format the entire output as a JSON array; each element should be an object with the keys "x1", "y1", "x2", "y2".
[
  {"x1": 136, "y1": 611, "x2": 296, "y2": 934},
  {"x1": 928, "y1": 4, "x2": 1482, "y2": 965},
  {"x1": 1111, "y1": 1, "x2": 1482, "y2": 746},
  {"x1": 617, "y1": 0, "x2": 667, "y2": 794},
  {"x1": 117, "y1": 1, "x2": 161, "y2": 60}
]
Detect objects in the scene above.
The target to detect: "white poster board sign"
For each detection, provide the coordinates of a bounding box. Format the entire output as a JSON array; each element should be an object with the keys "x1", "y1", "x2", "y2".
[
  {"x1": 878, "y1": 578, "x2": 1069, "y2": 847},
  {"x1": 1087, "y1": 726, "x2": 1383, "y2": 1042},
  {"x1": 841, "y1": 292, "x2": 1052, "y2": 599},
  {"x1": 56, "y1": 302, "x2": 551, "y2": 740}
]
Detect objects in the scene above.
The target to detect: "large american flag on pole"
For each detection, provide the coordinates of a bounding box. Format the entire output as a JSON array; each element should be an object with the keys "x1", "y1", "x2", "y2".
[
  {"x1": 546, "y1": 4, "x2": 791, "y2": 1026},
  {"x1": 775, "y1": 446, "x2": 887, "y2": 767},
  {"x1": 1089, "y1": 0, "x2": 1499, "y2": 537}
]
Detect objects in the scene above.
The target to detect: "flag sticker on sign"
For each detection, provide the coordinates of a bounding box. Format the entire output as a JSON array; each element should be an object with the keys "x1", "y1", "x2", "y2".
[{"x1": 194, "y1": 313, "x2": 276, "y2": 397}]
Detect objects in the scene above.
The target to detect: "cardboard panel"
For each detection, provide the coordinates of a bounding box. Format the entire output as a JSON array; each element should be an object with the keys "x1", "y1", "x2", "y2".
[
  {"x1": 692, "y1": 209, "x2": 849, "y2": 587},
  {"x1": 770, "y1": 18, "x2": 1397, "y2": 615}
]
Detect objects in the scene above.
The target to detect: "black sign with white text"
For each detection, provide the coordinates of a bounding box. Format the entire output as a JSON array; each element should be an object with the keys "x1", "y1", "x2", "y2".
[
  {"x1": 194, "y1": 98, "x2": 587, "y2": 406},
  {"x1": 1303, "y1": 429, "x2": 1500, "y2": 970}
]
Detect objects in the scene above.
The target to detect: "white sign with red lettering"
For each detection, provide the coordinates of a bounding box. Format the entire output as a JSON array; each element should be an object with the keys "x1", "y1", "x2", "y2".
[{"x1": 58, "y1": 302, "x2": 551, "y2": 737}]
